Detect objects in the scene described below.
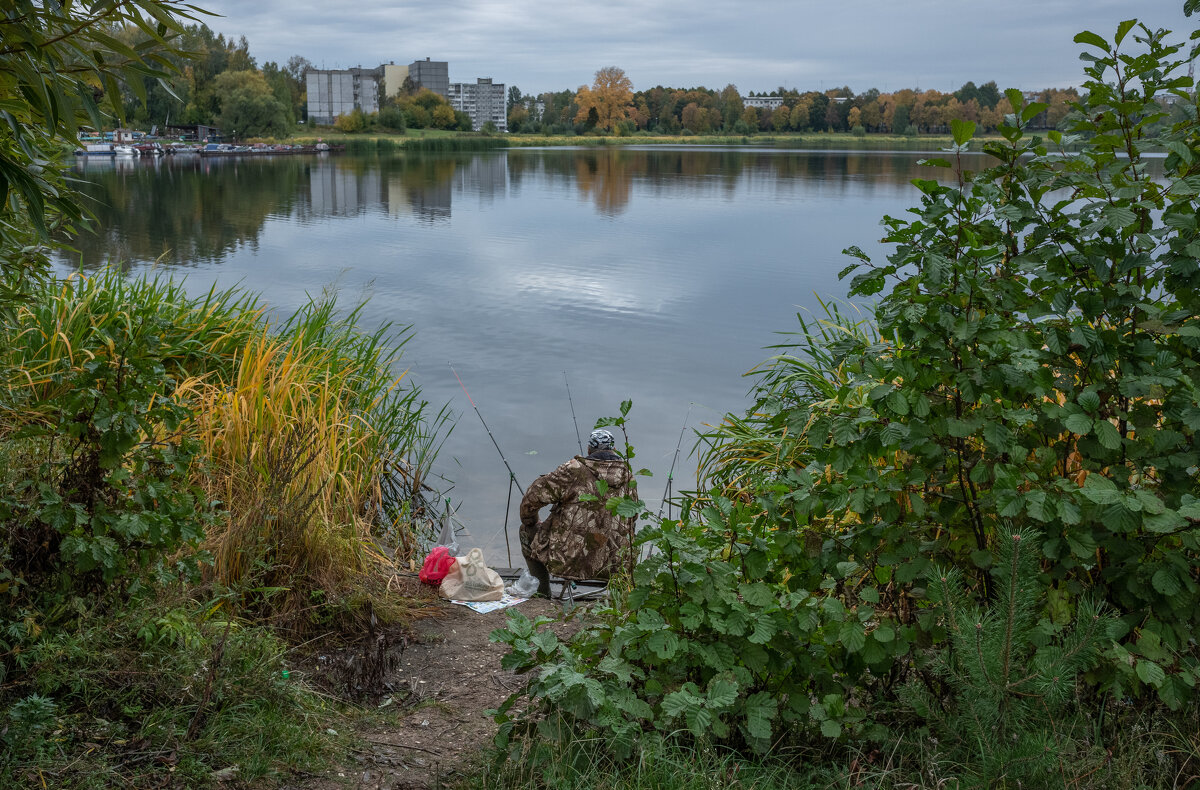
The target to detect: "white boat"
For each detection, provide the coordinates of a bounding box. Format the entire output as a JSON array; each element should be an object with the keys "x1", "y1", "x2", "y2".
[
  {"x1": 113, "y1": 145, "x2": 136, "y2": 156},
  {"x1": 76, "y1": 142, "x2": 115, "y2": 156}
]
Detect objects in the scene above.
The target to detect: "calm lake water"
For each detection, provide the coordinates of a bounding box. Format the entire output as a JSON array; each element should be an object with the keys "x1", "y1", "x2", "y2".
[{"x1": 60, "y1": 146, "x2": 988, "y2": 562}]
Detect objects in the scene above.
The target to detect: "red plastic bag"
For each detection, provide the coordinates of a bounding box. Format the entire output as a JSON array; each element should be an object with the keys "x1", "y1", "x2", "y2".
[{"x1": 419, "y1": 546, "x2": 456, "y2": 585}]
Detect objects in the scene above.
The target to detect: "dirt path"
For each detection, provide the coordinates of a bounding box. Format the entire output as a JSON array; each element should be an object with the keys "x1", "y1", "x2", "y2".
[{"x1": 286, "y1": 596, "x2": 577, "y2": 790}]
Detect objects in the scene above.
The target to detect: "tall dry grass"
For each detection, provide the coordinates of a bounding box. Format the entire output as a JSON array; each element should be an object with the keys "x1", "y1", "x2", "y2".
[{"x1": 1, "y1": 269, "x2": 448, "y2": 630}]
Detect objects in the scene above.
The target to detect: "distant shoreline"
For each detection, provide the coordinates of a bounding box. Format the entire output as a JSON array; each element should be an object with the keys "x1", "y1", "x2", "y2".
[{"x1": 281, "y1": 129, "x2": 1007, "y2": 151}]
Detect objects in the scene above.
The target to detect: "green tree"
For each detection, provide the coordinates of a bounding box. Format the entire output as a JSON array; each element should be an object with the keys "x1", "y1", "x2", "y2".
[
  {"x1": 213, "y1": 70, "x2": 290, "y2": 139},
  {"x1": 0, "y1": 0, "x2": 200, "y2": 304}
]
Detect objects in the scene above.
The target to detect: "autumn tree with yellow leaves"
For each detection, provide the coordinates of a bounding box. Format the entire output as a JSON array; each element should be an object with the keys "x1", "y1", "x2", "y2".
[{"x1": 574, "y1": 66, "x2": 633, "y2": 131}]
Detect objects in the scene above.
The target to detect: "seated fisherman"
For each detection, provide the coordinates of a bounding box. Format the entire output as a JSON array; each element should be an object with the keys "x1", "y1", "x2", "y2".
[{"x1": 518, "y1": 429, "x2": 636, "y2": 598}]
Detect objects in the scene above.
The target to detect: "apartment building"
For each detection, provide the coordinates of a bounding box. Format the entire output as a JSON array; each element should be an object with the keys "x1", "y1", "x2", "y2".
[
  {"x1": 408, "y1": 58, "x2": 449, "y2": 99},
  {"x1": 306, "y1": 66, "x2": 383, "y2": 124},
  {"x1": 448, "y1": 78, "x2": 507, "y2": 132}
]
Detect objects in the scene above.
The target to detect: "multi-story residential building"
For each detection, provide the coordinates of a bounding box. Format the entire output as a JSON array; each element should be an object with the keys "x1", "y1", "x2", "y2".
[
  {"x1": 448, "y1": 78, "x2": 507, "y2": 132},
  {"x1": 306, "y1": 66, "x2": 383, "y2": 124},
  {"x1": 382, "y1": 62, "x2": 408, "y2": 98},
  {"x1": 408, "y1": 57, "x2": 449, "y2": 99},
  {"x1": 742, "y1": 95, "x2": 784, "y2": 111}
]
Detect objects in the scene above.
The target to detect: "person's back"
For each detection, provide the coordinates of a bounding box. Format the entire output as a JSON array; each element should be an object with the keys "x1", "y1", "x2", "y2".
[{"x1": 519, "y1": 429, "x2": 636, "y2": 596}]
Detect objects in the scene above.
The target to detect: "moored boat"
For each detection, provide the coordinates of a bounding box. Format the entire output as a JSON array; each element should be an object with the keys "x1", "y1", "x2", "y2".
[{"x1": 76, "y1": 142, "x2": 115, "y2": 156}]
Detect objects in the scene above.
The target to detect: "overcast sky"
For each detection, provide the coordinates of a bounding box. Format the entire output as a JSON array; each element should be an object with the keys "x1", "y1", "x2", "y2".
[{"x1": 192, "y1": 1, "x2": 1194, "y2": 96}]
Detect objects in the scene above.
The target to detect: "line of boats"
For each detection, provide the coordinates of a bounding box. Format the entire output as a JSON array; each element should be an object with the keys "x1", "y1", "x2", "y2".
[{"x1": 75, "y1": 142, "x2": 336, "y2": 157}]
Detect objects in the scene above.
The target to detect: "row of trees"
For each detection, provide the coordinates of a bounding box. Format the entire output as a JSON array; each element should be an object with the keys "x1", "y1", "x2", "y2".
[
  {"x1": 508, "y1": 67, "x2": 1083, "y2": 136},
  {"x1": 116, "y1": 23, "x2": 309, "y2": 139},
  {"x1": 102, "y1": 32, "x2": 1100, "y2": 141}
]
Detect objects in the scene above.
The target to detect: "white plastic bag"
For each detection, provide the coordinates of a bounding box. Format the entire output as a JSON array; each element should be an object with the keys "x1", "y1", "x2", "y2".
[
  {"x1": 439, "y1": 547, "x2": 504, "y2": 602},
  {"x1": 506, "y1": 569, "x2": 540, "y2": 598},
  {"x1": 434, "y1": 503, "x2": 459, "y2": 557}
]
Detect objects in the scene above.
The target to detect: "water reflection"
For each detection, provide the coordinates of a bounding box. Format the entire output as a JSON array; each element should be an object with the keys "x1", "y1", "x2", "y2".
[
  {"x1": 62, "y1": 148, "x2": 1006, "y2": 269},
  {"x1": 56, "y1": 146, "x2": 1015, "y2": 557}
]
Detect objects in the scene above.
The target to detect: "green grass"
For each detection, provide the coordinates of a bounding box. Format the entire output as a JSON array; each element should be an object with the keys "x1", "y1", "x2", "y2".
[
  {"x1": 471, "y1": 735, "x2": 823, "y2": 790},
  {"x1": 469, "y1": 721, "x2": 1200, "y2": 790},
  {"x1": 0, "y1": 590, "x2": 340, "y2": 788}
]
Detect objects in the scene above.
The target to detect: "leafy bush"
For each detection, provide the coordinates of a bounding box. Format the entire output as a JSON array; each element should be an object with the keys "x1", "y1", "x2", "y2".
[
  {"x1": 0, "y1": 275, "x2": 221, "y2": 586},
  {"x1": 377, "y1": 105, "x2": 407, "y2": 132}
]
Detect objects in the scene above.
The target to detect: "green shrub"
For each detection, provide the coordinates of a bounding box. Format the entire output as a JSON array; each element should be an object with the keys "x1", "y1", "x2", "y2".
[{"x1": 490, "y1": 18, "x2": 1200, "y2": 770}]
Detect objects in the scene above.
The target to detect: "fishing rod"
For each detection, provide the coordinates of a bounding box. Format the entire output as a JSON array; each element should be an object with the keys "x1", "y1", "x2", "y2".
[
  {"x1": 449, "y1": 362, "x2": 522, "y2": 565},
  {"x1": 658, "y1": 403, "x2": 694, "y2": 521},
  {"x1": 564, "y1": 371, "x2": 583, "y2": 456}
]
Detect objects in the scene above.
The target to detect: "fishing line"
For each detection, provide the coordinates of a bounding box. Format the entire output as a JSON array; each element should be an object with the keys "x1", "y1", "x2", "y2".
[
  {"x1": 658, "y1": 403, "x2": 694, "y2": 521},
  {"x1": 564, "y1": 371, "x2": 583, "y2": 456},
  {"x1": 449, "y1": 362, "x2": 522, "y2": 565}
]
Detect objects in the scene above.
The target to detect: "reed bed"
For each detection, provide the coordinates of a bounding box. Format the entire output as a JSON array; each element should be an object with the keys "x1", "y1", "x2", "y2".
[
  {"x1": 1, "y1": 269, "x2": 448, "y2": 631},
  {"x1": 401, "y1": 136, "x2": 508, "y2": 152},
  {"x1": 694, "y1": 298, "x2": 879, "y2": 503}
]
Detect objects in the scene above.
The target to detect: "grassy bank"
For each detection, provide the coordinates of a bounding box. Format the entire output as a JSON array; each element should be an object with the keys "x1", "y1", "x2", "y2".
[
  {"x1": 503, "y1": 131, "x2": 981, "y2": 149},
  {"x1": 1, "y1": 269, "x2": 448, "y2": 785},
  {"x1": 282, "y1": 127, "x2": 1000, "y2": 151}
]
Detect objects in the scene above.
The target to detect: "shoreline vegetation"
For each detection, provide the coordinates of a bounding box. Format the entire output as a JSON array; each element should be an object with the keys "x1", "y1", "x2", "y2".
[
  {"x1": 3, "y1": 4, "x2": 1200, "y2": 790},
  {"x1": 1, "y1": 271, "x2": 450, "y2": 786},
  {"x1": 284, "y1": 127, "x2": 992, "y2": 151}
]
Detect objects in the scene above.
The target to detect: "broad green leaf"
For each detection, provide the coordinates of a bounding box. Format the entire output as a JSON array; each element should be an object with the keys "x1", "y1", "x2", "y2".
[
  {"x1": 744, "y1": 692, "x2": 777, "y2": 740},
  {"x1": 1073, "y1": 30, "x2": 1109, "y2": 50},
  {"x1": 1136, "y1": 659, "x2": 1166, "y2": 687},
  {"x1": 1151, "y1": 567, "x2": 1182, "y2": 596},
  {"x1": 706, "y1": 676, "x2": 739, "y2": 708},
  {"x1": 749, "y1": 616, "x2": 778, "y2": 645},
  {"x1": 950, "y1": 119, "x2": 976, "y2": 146},
  {"x1": 839, "y1": 620, "x2": 866, "y2": 652},
  {"x1": 1114, "y1": 19, "x2": 1137, "y2": 46},
  {"x1": 1081, "y1": 475, "x2": 1121, "y2": 505},
  {"x1": 1064, "y1": 413, "x2": 1093, "y2": 435}
]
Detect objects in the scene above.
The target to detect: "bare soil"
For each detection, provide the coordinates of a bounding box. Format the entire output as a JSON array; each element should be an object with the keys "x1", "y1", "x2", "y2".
[{"x1": 283, "y1": 594, "x2": 579, "y2": 790}]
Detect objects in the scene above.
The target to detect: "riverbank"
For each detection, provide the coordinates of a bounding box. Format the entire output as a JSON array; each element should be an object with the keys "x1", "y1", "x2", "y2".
[{"x1": 281, "y1": 127, "x2": 994, "y2": 150}]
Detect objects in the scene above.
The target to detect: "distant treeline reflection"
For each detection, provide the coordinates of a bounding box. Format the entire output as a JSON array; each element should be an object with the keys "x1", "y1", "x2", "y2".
[{"x1": 61, "y1": 149, "x2": 1034, "y2": 268}]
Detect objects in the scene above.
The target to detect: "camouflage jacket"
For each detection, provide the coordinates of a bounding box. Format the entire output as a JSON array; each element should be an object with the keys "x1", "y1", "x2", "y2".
[{"x1": 519, "y1": 453, "x2": 636, "y2": 580}]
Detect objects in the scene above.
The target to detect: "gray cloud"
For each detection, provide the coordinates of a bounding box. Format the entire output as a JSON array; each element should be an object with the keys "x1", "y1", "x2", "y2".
[{"x1": 196, "y1": 0, "x2": 1194, "y2": 94}]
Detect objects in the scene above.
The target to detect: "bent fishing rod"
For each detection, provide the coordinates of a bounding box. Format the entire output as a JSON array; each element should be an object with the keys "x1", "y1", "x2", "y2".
[{"x1": 449, "y1": 362, "x2": 522, "y2": 565}]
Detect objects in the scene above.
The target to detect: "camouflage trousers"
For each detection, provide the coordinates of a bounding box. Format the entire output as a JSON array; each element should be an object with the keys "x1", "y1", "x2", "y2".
[{"x1": 519, "y1": 520, "x2": 540, "y2": 562}]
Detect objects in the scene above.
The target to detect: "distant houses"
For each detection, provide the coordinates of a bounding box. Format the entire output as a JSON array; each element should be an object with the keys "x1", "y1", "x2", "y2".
[
  {"x1": 742, "y1": 95, "x2": 784, "y2": 111},
  {"x1": 306, "y1": 57, "x2": 504, "y2": 131}
]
